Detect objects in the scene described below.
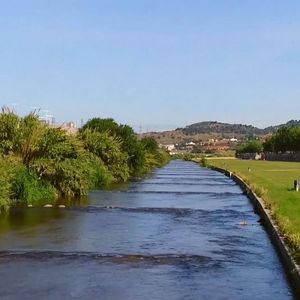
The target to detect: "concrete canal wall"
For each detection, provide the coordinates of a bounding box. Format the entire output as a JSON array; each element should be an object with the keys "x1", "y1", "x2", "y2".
[{"x1": 210, "y1": 165, "x2": 300, "y2": 294}]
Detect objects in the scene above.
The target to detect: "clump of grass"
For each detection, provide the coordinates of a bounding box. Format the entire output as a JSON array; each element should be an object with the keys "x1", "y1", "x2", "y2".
[
  {"x1": 251, "y1": 184, "x2": 268, "y2": 198},
  {"x1": 200, "y1": 156, "x2": 208, "y2": 167},
  {"x1": 242, "y1": 176, "x2": 250, "y2": 186},
  {"x1": 274, "y1": 214, "x2": 300, "y2": 263}
]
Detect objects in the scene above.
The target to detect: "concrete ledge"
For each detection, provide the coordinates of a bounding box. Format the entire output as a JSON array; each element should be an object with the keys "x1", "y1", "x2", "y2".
[{"x1": 210, "y1": 165, "x2": 300, "y2": 294}]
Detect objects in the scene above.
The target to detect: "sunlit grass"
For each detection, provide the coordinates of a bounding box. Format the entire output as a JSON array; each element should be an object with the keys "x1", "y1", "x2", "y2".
[{"x1": 208, "y1": 159, "x2": 300, "y2": 262}]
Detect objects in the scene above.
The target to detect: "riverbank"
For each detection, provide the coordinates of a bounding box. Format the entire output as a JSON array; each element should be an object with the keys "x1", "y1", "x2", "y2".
[
  {"x1": 207, "y1": 159, "x2": 300, "y2": 264},
  {"x1": 0, "y1": 110, "x2": 170, "y2": 211}
]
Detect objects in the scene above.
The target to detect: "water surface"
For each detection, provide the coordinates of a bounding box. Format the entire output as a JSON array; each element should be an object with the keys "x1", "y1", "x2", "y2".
[{"x1": 0, "y1": 160, "x2": 296, "y2": 299}]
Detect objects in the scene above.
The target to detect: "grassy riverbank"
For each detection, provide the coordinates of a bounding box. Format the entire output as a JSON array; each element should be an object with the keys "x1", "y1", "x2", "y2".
[{"x1": 207, "y1": 158, "x2": 300, "y2": 262}]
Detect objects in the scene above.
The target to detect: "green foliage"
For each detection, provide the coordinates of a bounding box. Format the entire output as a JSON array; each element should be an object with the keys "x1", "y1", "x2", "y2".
[
  {"x1": 140, "y1": 137, "x2": 170, "y2": 172},
  {"x1": 181, "y1": 120, "x2": 300, "y2": 136},
  {"x1": 81, "y1": 118, "x2": 119, "y2": 134},
  {"x1": 141, "y1": 137, "x2": 159, "y2": 152},
  {"x1": 236, "y1": 140, "x2": 263, "y2": 154},
  {"x1": 80, "y1": 129, "x2": 129, "y2": 181},
  {"x1": 117, "y1": 125, "x2": 145, "y2": 175},
  {"x1": 37, "y1": 127, "x2": 81, "y2": 160},
  {"x1": 0, "y1": 158, "x2": 19, "y2": 211},
  {"x1": 11, "y1": 165, "x2": 56, "y2": 205},
  {"x1": 0, "y1": 107, "x2": 20, "y2": 155},
  {"x1": 0, "y1": 110, "x2": 169, "y2": 209},
  {"x1": 16, "y1": 112, "x2": 47, "y2": 166},
  {"x1": 263, "y1": 126, "x2": 300, "y2": 152},
  {"x1": 200, "y1": 156, "x2": 208, "y2": 167},
  {"x1": 29, "y1": 128, "x2": 113, "y2": 196},
  {"x1": 182, "y1": 121, "x2": 265, "y2": 135},
  {"x1": 83, "y1": 154, "x2": 113, "y2": 188},
  {"x1": 81, "y1": 118, "x2": 146, "y2": 176},
  {"x1": 143, "y1": 149, "x2": 170, "y2": 171}
]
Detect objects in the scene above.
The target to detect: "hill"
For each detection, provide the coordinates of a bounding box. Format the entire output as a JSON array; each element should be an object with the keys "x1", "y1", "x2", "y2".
[
  {"x1": 179, "y1": 121, "x2": 265, "y2": 135},
  {"x1": 143, "y1": 120, "x2": 300, "y2": 145},
  {"x1": 264, "y1": 120, "x2": 300, "y2": 133}
]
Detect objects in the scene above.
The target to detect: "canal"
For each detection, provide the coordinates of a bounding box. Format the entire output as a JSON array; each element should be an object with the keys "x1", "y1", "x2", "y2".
[{"x1": 0, "y1": 160, "x2": 296, "y2": 299}]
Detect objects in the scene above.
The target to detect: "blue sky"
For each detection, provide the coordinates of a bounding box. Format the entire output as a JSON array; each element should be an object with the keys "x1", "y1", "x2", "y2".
[{"x1": 1, "y1": 0, "x2": 300, "y2": 131}]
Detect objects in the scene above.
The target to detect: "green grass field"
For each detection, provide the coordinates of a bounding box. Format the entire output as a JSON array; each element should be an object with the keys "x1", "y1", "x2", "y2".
[{"x1": 208, "y1": 158, "x2": 300, "y2": 262}]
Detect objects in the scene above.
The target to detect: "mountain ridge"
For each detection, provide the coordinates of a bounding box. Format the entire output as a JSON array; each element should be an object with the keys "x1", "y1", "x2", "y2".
[
  {"x1": 142, "y1": 120, "x2": 300, "y2": 144},
  {"x1": 178, "y1": 120, "x2": 300, "y2": 135}
]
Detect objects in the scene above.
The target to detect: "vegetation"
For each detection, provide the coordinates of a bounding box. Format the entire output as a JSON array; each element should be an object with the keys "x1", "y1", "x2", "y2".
[
  {"x1": 0, "y1": 109, "x2": 170, "y2": 211},
  {"x1": 81, "y1": 118, "x2": 146, "y2": 176},
  {"x1": 181, "y1": 120, "x2": 300, "y2": 136},
  {"x1": 236, "y1": 140, "x2": 263, "y2": 154},
  {"x1": 172, "y1": 153, "x2": 198, "y2": 161},
  {"x1": 235, "y1": 125, "x2": 300, "y2": 156},
  {"x1": 264, "y1": 126, "x2": 300, "y2": 152},
  {"x1": 145, "y1": 120, "x2": 300, "y2": 146},
  {"x1": 208, "y1": 158, "x2": 300, "y2": 262},
  {"x1": 181, "y1": 121, "x2": 265, "y2": 135}
]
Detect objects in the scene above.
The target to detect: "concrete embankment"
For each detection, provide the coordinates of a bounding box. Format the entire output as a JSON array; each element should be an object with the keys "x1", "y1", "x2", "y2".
[{"x1": 210, "y1": 165, "x2": 300, "y2": 294}]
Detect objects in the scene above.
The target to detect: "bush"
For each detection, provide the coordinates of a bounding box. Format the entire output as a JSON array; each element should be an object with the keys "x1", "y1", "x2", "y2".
[
  {"x1": 84, "y1": 154, "x2": 113, "y2": 189},
  {"x1": 200, "y1": 156, "x2": 208, "y2": 167},
  {"x1": 80, "y1": 129, "x2": 130, "y2": 182},
  {"x1": 236, "y1": 140, "x2": 263, "y2": 155},
  {"x1": 0, "y1": 110, "x2": 170, "y2": 210},
  {"x1": 263, "y1": 126, "x2": 300, "y2": 152},
  {"x1": 0, "y1": 108, "x2": 20, "y2": 155},
  {"x1": 81, "y1": 118, "x2": 146, "y2": 175},
  {"x1": 0, "y1": 158, "x2": 19, "y2": 211},
  {"x1": 11, "y1": 166, "x2": 56, "y2": 205}
]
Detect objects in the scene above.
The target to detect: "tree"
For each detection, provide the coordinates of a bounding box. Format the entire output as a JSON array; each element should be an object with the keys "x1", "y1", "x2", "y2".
[
  {"x1": 263, "y1": 126, "x2": 300, "y2": 152},
  {"x1": 80, "y1": 129, "x2": 129, "y2": 181},
  {"x1": 81, "y1": 118, "x2": 145, "y2": 175},
  {"x1": 236, "y1": 140, "x2": 263, "y2": 154},
  {"x1": 0, "y1": 107, "x2": 20, "y2": 155},
  {"x1": 141, "y1": 137, "x2": 159, "y2": 153}
]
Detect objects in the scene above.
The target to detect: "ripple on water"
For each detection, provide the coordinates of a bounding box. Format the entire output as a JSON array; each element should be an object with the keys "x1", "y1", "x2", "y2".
[{"x1": 0, "y1": 160, "x2": 296, "y2": 300}]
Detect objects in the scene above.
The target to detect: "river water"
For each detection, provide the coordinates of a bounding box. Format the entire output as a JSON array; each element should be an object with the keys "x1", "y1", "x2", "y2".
[{"x1": 0, "y1": 160, "x2": 296, "y2": 299}]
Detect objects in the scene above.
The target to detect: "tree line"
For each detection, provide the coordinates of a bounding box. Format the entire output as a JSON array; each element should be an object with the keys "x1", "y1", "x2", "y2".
[
  {"x1": 0, "y1": 108, "x2": 170, "y2": 211},
  {"x1": 236, "y1": 126, "x2": 300, "y2": 155},
  {"x1": 263, "y1": 126, "x2": 300, "y2": 152}
]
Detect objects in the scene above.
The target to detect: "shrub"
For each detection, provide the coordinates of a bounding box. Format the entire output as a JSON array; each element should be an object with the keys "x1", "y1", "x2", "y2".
[
  {"x1": 81, "y1": 118, "x2": 146, "y2": 175},
  {"x1": 200, "y1": 156, "x2": 208, "y2": 167},
  {"x1": 11, "y1": 165, "x2": 56, "y2": 205},
  {"x1": 0, "y1": 158, "x2": 19, "y2": 211},
  {"x1": 236, "y1": 140, "x2": 263, "y2": 155},
  {"x1": 80, "y1": 129, "x2": 130, "y2": 182}
]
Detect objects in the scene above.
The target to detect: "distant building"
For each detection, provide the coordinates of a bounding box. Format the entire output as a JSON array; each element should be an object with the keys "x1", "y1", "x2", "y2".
[
  {"x1": 186, "y1": 141, "x2": 196, "y2": 146},
  {"x1": 162, "y1": 144, "x2": 176, "y2": 151},
  {"x1": 61, "y1": 122, "x2": 78, "y2": 135}
]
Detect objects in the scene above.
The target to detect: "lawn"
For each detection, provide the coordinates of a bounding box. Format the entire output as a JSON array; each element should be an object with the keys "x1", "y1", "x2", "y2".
[{"x1": 208, "y1": 158, "x2": 300, "y2": 261}]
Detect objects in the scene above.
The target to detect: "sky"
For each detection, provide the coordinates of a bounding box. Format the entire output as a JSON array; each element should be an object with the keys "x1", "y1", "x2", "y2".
[{"x1": 0, "y1": 0, "x2": 300, "y2": 132}]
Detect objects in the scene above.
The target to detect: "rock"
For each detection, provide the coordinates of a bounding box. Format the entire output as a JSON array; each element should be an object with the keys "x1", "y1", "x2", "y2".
[
  {"x1": 58, "y1": 205, "x2": 66, "y2": 208},
  {"x1": 43, "y1": 204, "x2": 53, "y2": 208},
  {"x1": 27, "y1": 204, "x2": 33, "y2": 208}
]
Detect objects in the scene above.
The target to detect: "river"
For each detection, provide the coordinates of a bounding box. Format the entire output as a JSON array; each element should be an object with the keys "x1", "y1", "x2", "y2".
[{"x1": 0, "y1": 160, "x2": 296, "y2": 299}]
